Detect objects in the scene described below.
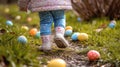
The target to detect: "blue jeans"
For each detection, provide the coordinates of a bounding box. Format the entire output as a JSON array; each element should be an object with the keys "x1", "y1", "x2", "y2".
[{"x1": 39, "y1": 10, "x2": 66, "y2": 35}]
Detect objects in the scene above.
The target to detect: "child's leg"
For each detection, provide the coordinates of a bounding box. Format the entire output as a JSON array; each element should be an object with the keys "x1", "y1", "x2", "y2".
[
  {"x1": 39, "y1": 11, "x2": 53, "y2": 51},
  {"x1": 51, "y1": 10, "x2": 69, "y2": 48}
]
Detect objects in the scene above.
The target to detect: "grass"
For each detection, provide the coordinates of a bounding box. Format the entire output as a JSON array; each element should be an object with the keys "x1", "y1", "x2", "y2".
[{"x1": 0, "y1": 4, "x2": 120, "y2": 66}]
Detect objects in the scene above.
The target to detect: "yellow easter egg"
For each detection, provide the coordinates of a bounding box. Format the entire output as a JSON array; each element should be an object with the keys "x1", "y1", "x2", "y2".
[
  {"x1": 21, "y1": 26, "x2": 29, "y2": 31},
  {"x1": 65, "y1": 26, "x2": 72, "y2": 30},
  {"x1": 78, "y1": 33, "x2": 88, "y2": 41},
  {"x1": 16, "y1": 15, "x2": 21, "y2": 20},
  {"x1": 4, "y1": 8, "x2": 10, "y2": 13},
  {"x1": 47, "y1": 58, "x2": 66, "y2": 67}
]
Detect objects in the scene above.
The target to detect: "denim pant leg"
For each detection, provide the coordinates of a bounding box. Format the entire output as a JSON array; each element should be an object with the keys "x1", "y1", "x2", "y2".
[
  {"x1": 39, "y1": 11, "x2": 53, "y2": 35},
  {"x1": 51, "y1": 10, "x2": 66, "y2": 28}
]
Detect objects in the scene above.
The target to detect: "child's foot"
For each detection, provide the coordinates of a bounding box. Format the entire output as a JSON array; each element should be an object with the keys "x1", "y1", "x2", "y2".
[
  {"x1": 54, "y1": 33, "x2": 69, "y2": 48},
  {"x1": 39, "y1": 45, "x2": 51, "y2": 51},
  {"x1": 39, "y1": 35, "x2": 52, "y2": 51}
]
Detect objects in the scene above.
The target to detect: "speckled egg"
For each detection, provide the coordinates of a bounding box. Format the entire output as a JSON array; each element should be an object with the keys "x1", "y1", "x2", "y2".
[
  {"x1": 17, "y1": 35, "x2": 27, "y2": 44},
  {"x1": 65, "y1": 30, "x2": 72, "y2": 36},
  {"x1": 87, "y1": 50, "x2": 100, "y2": 61}
]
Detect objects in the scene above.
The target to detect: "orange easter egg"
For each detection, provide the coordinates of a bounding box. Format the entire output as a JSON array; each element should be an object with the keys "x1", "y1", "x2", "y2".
[
  {"x1": 29, "y1": 28, "x2": 37, "y2": 36},
  {"x1": 27, "y1": 17, "x2": 32, "y2": 22}
]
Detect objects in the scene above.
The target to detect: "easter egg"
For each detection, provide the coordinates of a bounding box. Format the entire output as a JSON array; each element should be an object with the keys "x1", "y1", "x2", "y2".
[
  {"x1": 21, "y1": 26, "x2": 29, "y2": 31},
  {"x1": 87, "y1": 50, "x2": 100, "y2": 61},
  {"x1": 71, "y1": 32, "x2": 80, "y2": 41},
  {"x1": 77, "y1": 17, "x2": 81, "y2": 22},
  {"x1": 65, "y1": 26, "x2": 72, "y2": 30},
  {"x1": 110, "y1": 20, "x2": 116, "y2": 24},
  {"x1": 15, "y1": 15, "x2": 21, "y2": 20},
  {"x1": 27, "y1": 17, "x2": 32, "y2": 22},
  {"x1": 47, "y1": 58, "x2": 66, "y2": 67},
  {"x1": 78, "y1": 33, "x2": 88, "y2": 41},
  {"x1": 35, "y1": 31, "x2": 40, "y2": 38},
  {"x1": 109, "y1": 22, "x2": 115, "y2": 28},
  {"x1": 95, "y1": 28, "x2": 103, "y2": 33},
  {"x1": 29, "y1": 28, "x2": 37, "y2": 36},
  {"x1": 65, "y1": 30, "x2": 72, "y2": 36},
  {"x1": 6, "y1": 20, "x2": 13, "y2": 26},
  {"x1": 4, "y1": 8, "x2": 10, "y2": 13},
  {"x1": 17, "y1": 35, "x2": 27, "y2": 44}
]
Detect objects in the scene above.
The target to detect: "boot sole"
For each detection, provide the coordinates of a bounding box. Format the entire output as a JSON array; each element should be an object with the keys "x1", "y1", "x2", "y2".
[
  {"x1": 54, "y1": 38, "x2": 68, "y2": 48},
  {"x1": 38, "y1": 46, "x2": 51, "y2": 52}
]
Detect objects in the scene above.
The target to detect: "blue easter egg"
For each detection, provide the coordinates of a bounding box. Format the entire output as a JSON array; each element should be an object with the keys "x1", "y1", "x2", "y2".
[
  {"x1": 17, "y1": 35, "x2": 27, "y2": 44},
  {"x1": 109, "y1": 23, "x2": 115, "y2": 28},
  {"x1": 35, "y1": 31, "x2": 41, "y2": 38},
  {"x1": 65, "y1": 30, "x2": 72, "y2": 36},
  {"x1": 71, "y1": 33, "x2": 80, "y2": 41},
  {"x1": 6, "y1": 20, "x2": 13, "y2": 26},
  {"x1": 77, "y1": 17, "x2": 81, "y2": 22}
]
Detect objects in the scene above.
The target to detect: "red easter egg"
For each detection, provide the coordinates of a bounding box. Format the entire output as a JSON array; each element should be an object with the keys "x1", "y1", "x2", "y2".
[{"x1": 87, "y1": 50, "x2": 100, "y2": 61}]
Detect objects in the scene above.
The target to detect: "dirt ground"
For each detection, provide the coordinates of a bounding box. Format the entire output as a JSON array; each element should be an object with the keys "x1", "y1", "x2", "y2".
[{"x1": 38, "y1": 35, "x2": 113, "y2": 67}]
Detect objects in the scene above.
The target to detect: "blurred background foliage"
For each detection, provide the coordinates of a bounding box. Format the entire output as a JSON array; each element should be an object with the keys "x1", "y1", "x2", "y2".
[
  {"x1": 1, "y1": 0, "x2": 120, "y2": 21},
  {"x1": 72, "y1": 0, "x2": 120, "y2": 20}
]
